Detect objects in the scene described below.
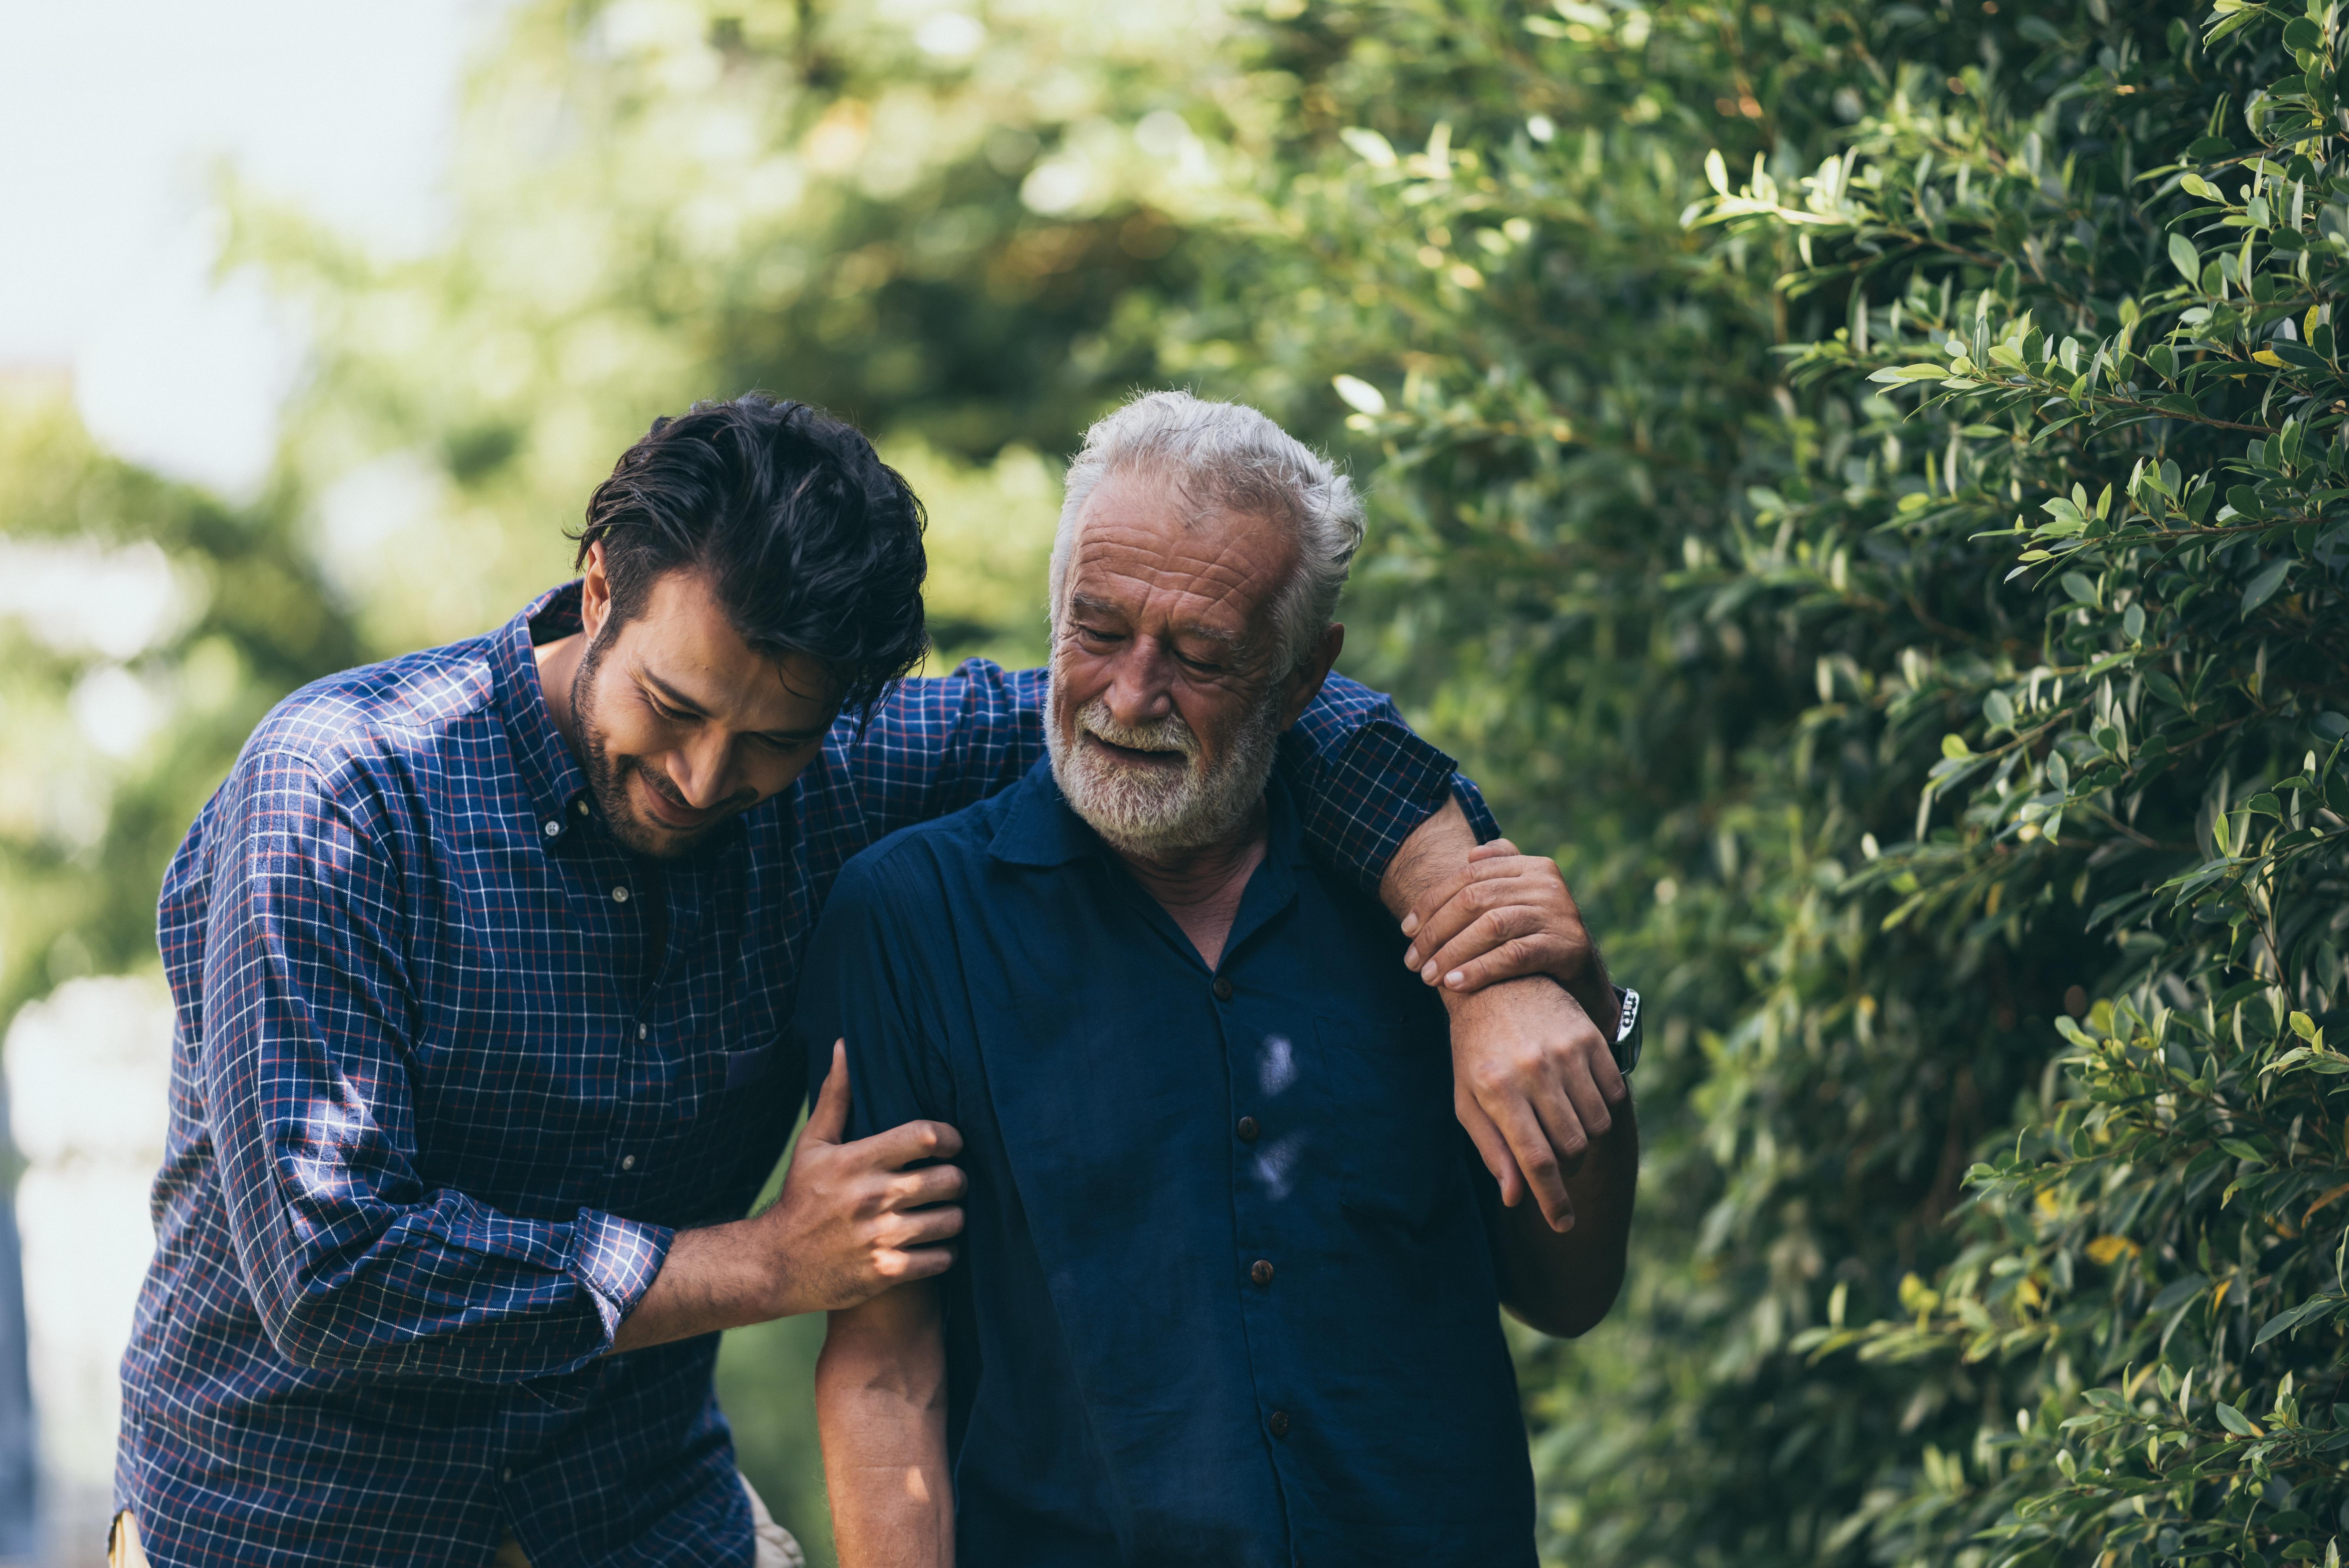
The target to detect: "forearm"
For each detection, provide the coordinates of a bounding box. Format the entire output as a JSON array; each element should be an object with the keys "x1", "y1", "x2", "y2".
[
  {"x1": 818, "y1": 1288, "x2": 954, "y2": 1568},
  {"x1": 1495, "y1": 1092, "x2": 1639, "y2": 1337},
  {"x1": 611, "y1": 1219, "x2": 789, "y2": 1353}
]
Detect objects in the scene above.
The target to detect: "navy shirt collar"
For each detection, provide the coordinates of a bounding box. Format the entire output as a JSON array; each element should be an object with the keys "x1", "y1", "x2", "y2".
[{"x1": 988, "y1": 756, "x2": 1314, "y2": 971}]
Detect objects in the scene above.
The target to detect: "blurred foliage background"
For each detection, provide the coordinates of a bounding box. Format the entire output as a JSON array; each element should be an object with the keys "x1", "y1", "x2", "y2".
[{"x1": 8, "y1": 0, "x2": 2349, "y2": 1563}]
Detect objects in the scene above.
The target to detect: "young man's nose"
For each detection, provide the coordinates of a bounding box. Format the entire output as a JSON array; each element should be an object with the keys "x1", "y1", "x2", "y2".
[{"x1": 670, "y1": 733, "x2": 739, "y2": 808}]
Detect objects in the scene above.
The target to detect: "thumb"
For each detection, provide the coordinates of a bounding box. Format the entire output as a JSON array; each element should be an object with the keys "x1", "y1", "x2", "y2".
[{"x1": 803, "y1": 1041, "x2": 852, "y2": 1146}]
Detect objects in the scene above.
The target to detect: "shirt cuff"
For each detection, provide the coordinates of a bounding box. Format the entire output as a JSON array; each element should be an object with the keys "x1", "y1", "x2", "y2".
[
  {"x1": 1450, "y1": 773, "x2": 1501, "y2": 845},
  {"x1": 569, "y1": 1207, "x2": 675, "y2": 1343}
]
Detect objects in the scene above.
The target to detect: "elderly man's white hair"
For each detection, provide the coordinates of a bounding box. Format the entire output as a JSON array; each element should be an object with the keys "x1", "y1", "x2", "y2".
[{"x1": 1050, "y1": 390, "x2": 1366, "y2": 676}]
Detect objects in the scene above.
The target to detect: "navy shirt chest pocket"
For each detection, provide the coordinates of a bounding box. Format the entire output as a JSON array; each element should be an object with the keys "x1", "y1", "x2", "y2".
[{"x1": 1313, "y1": 1013, "x2": 1462, "y2": 1233}]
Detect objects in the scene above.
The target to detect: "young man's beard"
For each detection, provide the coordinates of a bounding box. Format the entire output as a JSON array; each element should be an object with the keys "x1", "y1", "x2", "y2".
[
  {"x1": 1046, "y1": 684, "x2": 1285, "y2": 857},
  {"x1": 569, "y1": 629, "x2": 751, "y2": 859}
]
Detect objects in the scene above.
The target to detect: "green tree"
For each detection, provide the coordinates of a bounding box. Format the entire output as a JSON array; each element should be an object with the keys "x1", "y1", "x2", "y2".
[
  {"x1": 235, "y1": 0, "x2": 1230, "y2": 659},
  {"x1": 0, "y1": 390, "x2": 361, "y2": 1028}
]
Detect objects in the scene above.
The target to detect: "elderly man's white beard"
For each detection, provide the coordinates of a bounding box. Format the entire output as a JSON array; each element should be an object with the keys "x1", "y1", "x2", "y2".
[{"x1": 1047, "y1": 689, "x2": 1285, "y2": 856}]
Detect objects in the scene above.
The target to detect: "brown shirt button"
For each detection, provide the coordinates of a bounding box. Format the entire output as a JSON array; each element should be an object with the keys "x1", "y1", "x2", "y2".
[
  {"x1": 1250, "y1": 1259, "x2": 1274, "y2": 1287},
  {"x1": 1213, "y1": 976, "x2": 1235, "y2": 1002},
  {"x1": 1268, "y1": 1410, "x2": 1291, "y2": 1439},
  {"x1": 1236, "y1": 1115, "x2": 1260, "y2": 1144}
]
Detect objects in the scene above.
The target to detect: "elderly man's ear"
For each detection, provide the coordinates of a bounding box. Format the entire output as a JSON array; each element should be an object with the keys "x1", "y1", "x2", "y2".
[{"x1": 1278, "y1": 623, "x2": 1347, "y2": 731}]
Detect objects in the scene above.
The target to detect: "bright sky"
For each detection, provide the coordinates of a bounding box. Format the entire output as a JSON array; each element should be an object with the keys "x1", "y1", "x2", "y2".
[{"x1": 0, "y1": 0, "x2": 504, "y2": 495}]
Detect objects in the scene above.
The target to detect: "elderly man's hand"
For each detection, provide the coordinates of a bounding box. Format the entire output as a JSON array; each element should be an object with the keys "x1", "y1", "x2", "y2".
[
  {"x1": 1442, "y1": 977, "x2": 1624, "y2": 1228},
  {"x1": 1398, "y1": 838, "x2": 1625, "y2": 1229}
]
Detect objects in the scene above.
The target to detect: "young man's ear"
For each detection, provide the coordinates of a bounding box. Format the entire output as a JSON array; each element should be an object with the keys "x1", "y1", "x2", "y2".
[{"x1": 581, "y1": 542, "x2": 613, "y2": 640}]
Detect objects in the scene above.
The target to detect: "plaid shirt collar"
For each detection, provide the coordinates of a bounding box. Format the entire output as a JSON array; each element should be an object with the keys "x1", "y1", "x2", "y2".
[{"x1": 491, "y1": 579, "x2": 597, "y2": 832}]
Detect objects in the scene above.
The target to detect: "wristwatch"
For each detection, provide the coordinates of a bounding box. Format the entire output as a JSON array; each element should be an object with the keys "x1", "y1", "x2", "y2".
[{"x1": 1611, "y1": 986, "x2": 1643, "y2": 1078}]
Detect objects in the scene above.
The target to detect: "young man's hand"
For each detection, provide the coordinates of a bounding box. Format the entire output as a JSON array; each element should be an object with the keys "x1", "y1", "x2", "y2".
[
  {"x1": 611, "y1": 1043, "x2": 964, "y2": 1353},
  {"x1": 759, "y1": 1042, "x2": 968, "y2": 1316}
]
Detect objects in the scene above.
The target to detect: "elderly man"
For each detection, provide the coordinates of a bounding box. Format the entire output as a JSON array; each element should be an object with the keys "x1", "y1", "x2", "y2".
[{"x1": 798, "y1": 392, "x2": 1642, "y2": 1567}]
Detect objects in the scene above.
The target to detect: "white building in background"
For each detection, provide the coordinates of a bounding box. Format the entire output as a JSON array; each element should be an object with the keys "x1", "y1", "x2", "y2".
[{"x1": 4, "y1": 977, "x2": 174, "y2": 1566}]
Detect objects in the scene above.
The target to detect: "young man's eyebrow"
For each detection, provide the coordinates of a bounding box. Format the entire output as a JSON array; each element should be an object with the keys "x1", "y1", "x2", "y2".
[{"x1": 638, "y1": 669, "x2": 829, "y2": 742}]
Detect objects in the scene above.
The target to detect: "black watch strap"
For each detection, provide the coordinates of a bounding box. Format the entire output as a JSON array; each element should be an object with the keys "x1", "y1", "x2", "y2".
[{"x1": 1611, "y1": 985, "x2": 1643, "y2": 1078}]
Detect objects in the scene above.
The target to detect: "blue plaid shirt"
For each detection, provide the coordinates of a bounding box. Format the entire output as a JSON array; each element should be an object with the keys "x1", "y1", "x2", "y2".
[{"x1": 116, "y1": 583, "x2": 1494, "y2": 1567}]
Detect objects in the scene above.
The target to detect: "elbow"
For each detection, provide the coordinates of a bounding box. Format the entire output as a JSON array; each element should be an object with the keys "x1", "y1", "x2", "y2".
[
  {"x1": 1503, "y1": 1267, "x2": 1625, "y2": 1340},
  {"x1": 257, "y1": 1287, "x2": 375, "y2": 1374}
]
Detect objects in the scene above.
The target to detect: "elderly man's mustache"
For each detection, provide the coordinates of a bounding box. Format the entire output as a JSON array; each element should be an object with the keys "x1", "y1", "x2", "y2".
[{"x1": 1076, "y1": 699, "x2": 1200, "y2": 761}]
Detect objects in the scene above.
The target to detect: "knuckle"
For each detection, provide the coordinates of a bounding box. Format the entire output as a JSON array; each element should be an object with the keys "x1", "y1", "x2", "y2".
[{"x1": 1465, "y1": 1062, "x2": 1515, "y2": 1096}]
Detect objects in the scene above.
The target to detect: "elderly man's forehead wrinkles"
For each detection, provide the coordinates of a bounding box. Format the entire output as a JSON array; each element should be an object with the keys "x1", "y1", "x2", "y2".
[{"x1": 1073, "y1": 518, "x2": 1289, "y2": 607}]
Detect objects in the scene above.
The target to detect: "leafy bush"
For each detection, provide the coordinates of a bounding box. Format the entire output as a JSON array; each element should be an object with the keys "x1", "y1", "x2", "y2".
[{"x1": 1700, "y1": 2, "x2": 2349, "y2": 1561}]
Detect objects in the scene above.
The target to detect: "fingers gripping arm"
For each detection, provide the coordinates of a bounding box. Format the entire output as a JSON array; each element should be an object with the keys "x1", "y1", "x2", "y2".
[{"x1": 612, "y1": 1044, "x2": 967, "y2": 1354}]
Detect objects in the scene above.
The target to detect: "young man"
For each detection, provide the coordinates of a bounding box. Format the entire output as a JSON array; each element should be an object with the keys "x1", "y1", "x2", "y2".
[
  {"x1": 114, "y1": 396, "x2": 1623, "y2": 1566},
  {"x1": 804, "y1": 393, "x2": 1641, "y2": 1566}
]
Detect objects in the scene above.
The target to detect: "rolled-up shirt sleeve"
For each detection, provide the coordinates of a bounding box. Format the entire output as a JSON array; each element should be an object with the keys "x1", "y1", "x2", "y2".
[
  {"x1": 202, "y1": 748, "x2": 672, "y2": 1381},
  {"x1": 844, "y1": 661, "x2": 1495, "y2": 891}
]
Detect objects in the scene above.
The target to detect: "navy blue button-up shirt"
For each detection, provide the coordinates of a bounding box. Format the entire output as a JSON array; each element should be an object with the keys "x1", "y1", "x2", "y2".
[
  {"x1": 794, "y1": 760, "x2": 1536, "y2": 1568},
  {"x1": 119, "y1": 583, "x2": 1494, "y2": 1568}
]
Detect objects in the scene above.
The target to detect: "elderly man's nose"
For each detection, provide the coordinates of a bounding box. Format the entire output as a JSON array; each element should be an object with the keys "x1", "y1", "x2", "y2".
[{"x1": 1105, "y1": 643, "x2": 1176, "y2": 722}]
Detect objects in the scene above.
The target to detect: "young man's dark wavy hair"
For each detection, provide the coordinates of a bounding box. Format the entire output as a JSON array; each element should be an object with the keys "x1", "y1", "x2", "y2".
[{"x1": 572, "y1": 395, "x2": 930, "y2": 723}]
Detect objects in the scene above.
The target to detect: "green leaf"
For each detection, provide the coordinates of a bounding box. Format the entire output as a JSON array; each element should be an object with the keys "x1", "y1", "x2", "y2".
[
  {"x1": 2216, "y1": 1401, "x2": 2262, "y2": 1437},
  {"x1": 2242, "y1": 556, "x2": 2295, "y2": 615},
  {"x1": 1941, "y1": 734, "x2": 1972, "y2": 760},
  {"x1": 2284, "y1": 16, "x2": 2323, "y2": 48},
  {"x1": 2061, "y1": 572, "x2": 2099, "y2": 606},
  {"x1": 2255, "y1": 1295, "x2": 2339, "y2": 1346},
  {"x1": 2170, "y1": 232, "x2": 2203, "y2": 285}
]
